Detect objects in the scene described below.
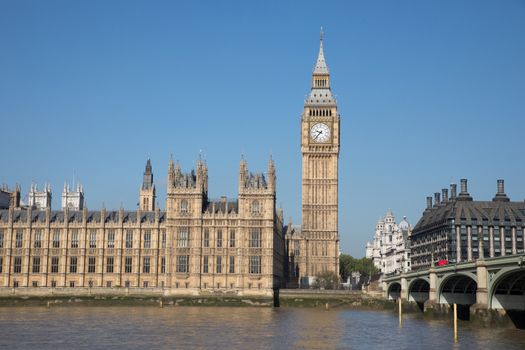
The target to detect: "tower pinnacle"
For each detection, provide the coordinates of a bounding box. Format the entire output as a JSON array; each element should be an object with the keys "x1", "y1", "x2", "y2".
[{"x1": 313, "y1": 27, "x2": 329, "y2": 75}]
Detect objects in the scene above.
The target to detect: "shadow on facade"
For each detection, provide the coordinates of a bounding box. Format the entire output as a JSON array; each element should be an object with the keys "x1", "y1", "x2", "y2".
[
  {"x1": 408, "y1": 279, "x2": 429, "y2": 312},
  {"x1": 491, "y1": 269, "x2": 525, "y2": 329}
]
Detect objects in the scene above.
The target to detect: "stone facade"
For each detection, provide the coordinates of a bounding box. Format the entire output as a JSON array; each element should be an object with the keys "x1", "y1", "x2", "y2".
[
  {"x1": 0, "y1": 157, "x2": 284, "y2": 296},
  {"x1": 365, "y1": 210, "x2": 411, "y2": 275}
]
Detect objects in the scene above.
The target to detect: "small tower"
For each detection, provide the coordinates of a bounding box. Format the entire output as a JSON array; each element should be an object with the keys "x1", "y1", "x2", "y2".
[
  {"x1": 139, "y1": 158, "x2": 156, "y2": 211},
  {"x1": 28, "y1": 183, "x2": 52, "y2": 209},
  {"x1": 61, "y1": 182, "x2": 84, "y2": 210}
]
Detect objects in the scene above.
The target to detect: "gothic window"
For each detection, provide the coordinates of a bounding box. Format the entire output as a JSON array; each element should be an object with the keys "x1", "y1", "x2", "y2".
[
  {"x1": 203, "y1": 256, "x2": 209, "y2": 273},
  {"x1": 176, "y1": 255, "x2": 189, "y2": 273},
  {"x1": 180, "y1": 199, "x2": 189, "y2": 213},
  {"x1": 229, "y1": 256, "x2": 235, "y2": 274},
  {"x1": 32, "y1": 256, "x2": 40, "y2": 273},
  {"x1": 15, "y1": 231, "x2": 23, "y2": 248},
  {"x1": 51, "y1": 256, "x2": 59, "y2": 273},
  {"x1": 144, "y1": 230, "x2": 151, "y2": 249},
  {"x1": 161, "y1": 229, "x2": 166, "y2": 249},
  {"x1": 89, "y1": 230, "x2": 97, "y2": 248},
  {"x1": 0, "y1": 230, "x2": 3, "y2": 248},
  {"x1": 107, "y1": 230, "x2": 115, "y2": 249},
  {"x1": 0, "y1": 257, "x2": 2, "y2": 273},
  {"x1": 177, "y1": 228, "x2": 189, "y2": 248},
  {"x1": 125, "y1": 256, "x2": 133, "y2": 273},
  {"x1": 161, "y1": 257, "x2": 166, "y2": 273},
  {"x1": 251, "y1": 201, "x2": 260, "y2": 215},
  {"x1": 13, "y1": 257, "x2": 22, "y2": 273},
  {"x1": 216, "y1": 230, "x2": 223, "y2": 247},
  {"x1": 88, "y1": 257, "x2": 96, "y2": 273},
  {"x1": 70, "y1": 257, "x2": 77, "y2": 273},
  {"x1": 34, "y1": 230, "x2": 42, "y2": 248},
  {"x1": 143, "y1": 257, "x2": 150, "y2": 273},
  {"x1": 71, "y1": 230, "x2": 79, "y2": 248},
  {"x1": 52, "y1": 229, "x2": 60, "y2": 248},
  {"x1": 125, "y1": 230, "x2": 133, "y2": 249},
  {"x1": 229, "y1": 229, "x2": 236, "y2": 248},
  {"x1": 216, "y1": 256, "x2": 222, "y2": 273},
  {"x1": 250, "y1": 228, "x2": 261, "y2": 248},
  {"x1": 106, "y1": 257, "x2": 114, "y2": 273},
  {"x1": 203, "y1": 229, "x2": 210, "y2": 247},
  {"x1": 249, "y1": 256, "x2": 261, "y2": 274}
]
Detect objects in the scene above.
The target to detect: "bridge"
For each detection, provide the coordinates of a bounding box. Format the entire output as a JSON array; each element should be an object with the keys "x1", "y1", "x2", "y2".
[{"x1": 383, "y1": 254, "x2": 525, "y2": 325}]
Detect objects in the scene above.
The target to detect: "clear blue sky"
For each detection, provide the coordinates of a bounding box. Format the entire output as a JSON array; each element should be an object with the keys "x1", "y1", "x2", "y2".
[{"x1": 1, "y1": 1, "x2": 524, "y2": 257}]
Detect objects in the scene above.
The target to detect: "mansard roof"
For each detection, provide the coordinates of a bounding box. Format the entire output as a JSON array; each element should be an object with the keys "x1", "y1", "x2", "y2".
[
  {"x1": 0, "y1": 209, "x2": 166, "y2": 224},
  {"x1": 203, "y1": 199, "x2": 238, "y2": 214},
  {"x1": 412, "y1": 200, "x2": 525, "y2": 234}
]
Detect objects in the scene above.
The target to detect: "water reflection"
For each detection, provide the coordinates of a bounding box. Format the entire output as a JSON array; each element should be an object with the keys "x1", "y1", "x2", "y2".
[{"x1": 0, "y1": 307, "x2": 523, "y2": 349}]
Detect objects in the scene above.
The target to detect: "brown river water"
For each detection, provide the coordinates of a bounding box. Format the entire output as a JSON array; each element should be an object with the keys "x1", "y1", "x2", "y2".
[{"x1": 0, "y1": 306, "x2": 524, "y2": 349}]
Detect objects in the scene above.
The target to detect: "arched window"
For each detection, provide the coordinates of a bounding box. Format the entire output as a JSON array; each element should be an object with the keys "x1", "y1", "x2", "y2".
[{"x1": 180, "y1": 199, "x2": 189, "y2": 213}]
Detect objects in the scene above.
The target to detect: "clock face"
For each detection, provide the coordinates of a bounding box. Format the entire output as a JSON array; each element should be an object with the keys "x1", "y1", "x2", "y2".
[{"x1": 310, "y1": 123, "x2": 331, "y2": 143}]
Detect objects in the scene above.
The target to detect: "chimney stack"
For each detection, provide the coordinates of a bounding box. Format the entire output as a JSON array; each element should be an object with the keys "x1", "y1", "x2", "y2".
[
  {"x1": 442, "y1": 188, "x2": 448, "y2": 203},
  {"x1": 493, "y1": 179, "x2": 510, "y2": 202},
  {"x1": 426, "y1": 196, "x2": 432, "y2": 210},
  {"x1": 458, "y1": 179, "x2": 473, "y2": 201},
  {"x1": 450, "y1": 183, "x2": 457, "y2": 200},
  {"x1": 434, "y1": 192, "x2": 441, "y2": 207},
  {"x1": 497, "y1": 179, "x2": 504, "y2": 194},
  {"x1": 460, "y1": 179, "x2": 468, "y2": 194}
]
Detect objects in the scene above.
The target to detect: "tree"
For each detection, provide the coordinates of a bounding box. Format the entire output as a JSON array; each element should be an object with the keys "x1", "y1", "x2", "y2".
[
  {"x1": 312, "y1": 271, "x2": 340, "y2": 289},
  {"x1": 339, "y1": 254, "x2": 378, "y2": 281}
]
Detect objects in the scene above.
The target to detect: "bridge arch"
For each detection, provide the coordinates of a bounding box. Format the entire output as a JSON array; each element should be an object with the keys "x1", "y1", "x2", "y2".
[
  {"x1": 387, "y1": 282, "x2": 401, "y2": 300},
  {"x1": 490, "y1": 268, "x2": 525, "y2": 310},
  {"x1": 438, "y1": 273, "x2": 477, "y2": 306},
  {"x1": 407, "y1": 278, "x2": 430, "y2": 303}
]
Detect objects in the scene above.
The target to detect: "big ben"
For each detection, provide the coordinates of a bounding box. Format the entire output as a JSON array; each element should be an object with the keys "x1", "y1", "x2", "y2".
[{"x1": 301, "y1": 30, "x2": 340, "y2": 282}]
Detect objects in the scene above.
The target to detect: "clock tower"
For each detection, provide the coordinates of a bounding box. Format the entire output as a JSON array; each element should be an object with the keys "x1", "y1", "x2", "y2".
[{"x1": 301, "y1": 30, "x2": 340, "y2": 281}]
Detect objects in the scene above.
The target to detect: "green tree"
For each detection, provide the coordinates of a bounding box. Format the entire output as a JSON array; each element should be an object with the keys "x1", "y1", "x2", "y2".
[{"x1": 339, "y1": 254, "x2": 378, "y2": 281}]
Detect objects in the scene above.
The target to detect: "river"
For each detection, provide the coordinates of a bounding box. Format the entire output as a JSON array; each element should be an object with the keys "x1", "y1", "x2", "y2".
[{"x1": 0, "y1": 306, "x2": 524, "y2": 349}]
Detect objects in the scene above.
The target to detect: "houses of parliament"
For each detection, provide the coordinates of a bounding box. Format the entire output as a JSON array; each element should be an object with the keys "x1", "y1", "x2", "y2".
[{"x1": 0, "y1": 33, "x2": 341, "y2": 295}]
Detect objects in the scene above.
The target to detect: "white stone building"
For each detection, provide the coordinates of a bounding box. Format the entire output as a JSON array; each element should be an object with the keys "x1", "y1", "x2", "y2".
[{"x1": 366, "y1": 210, "x2": 412, "y2": 275}]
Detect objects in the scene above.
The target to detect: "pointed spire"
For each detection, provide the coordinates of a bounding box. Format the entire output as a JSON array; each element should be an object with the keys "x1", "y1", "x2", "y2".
[
  {"x1": 142, "y1": 158, "x2": 153, "y2": 190},
  {"x1": 313, "y1": 26, "x2": 329, "y2": 75}
]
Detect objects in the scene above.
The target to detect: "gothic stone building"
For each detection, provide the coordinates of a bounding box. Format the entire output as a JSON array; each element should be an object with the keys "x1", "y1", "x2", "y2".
[
  {"x1": 410, "y1": 179, "x2": 525, "y2": 270},
  {"x1": 285, "y1": 32, "x2": 341, "y2": 287},
  {"x1": 0, "y1": 157, "x2": 284, "y2": 296},
  {"x1": 0, "y1": 32, "x2": 339, "y2": 293}
]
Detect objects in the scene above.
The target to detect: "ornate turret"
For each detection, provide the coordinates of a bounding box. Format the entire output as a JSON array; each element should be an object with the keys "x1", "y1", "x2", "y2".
[
  {"x1": 61, "y1": 182, "x2": 84, "y2": 210},
  {"x1": 139, "y1": 158, "x2": 156, "y2": 211},
  {"x1": 28, "y1": 183, "x2": 52, "y2": 209}
]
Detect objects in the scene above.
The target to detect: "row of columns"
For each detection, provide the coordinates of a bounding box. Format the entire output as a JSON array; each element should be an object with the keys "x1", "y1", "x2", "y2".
[{"x1": 456, "y1": 226, "x2": 521, "y2": 262}]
